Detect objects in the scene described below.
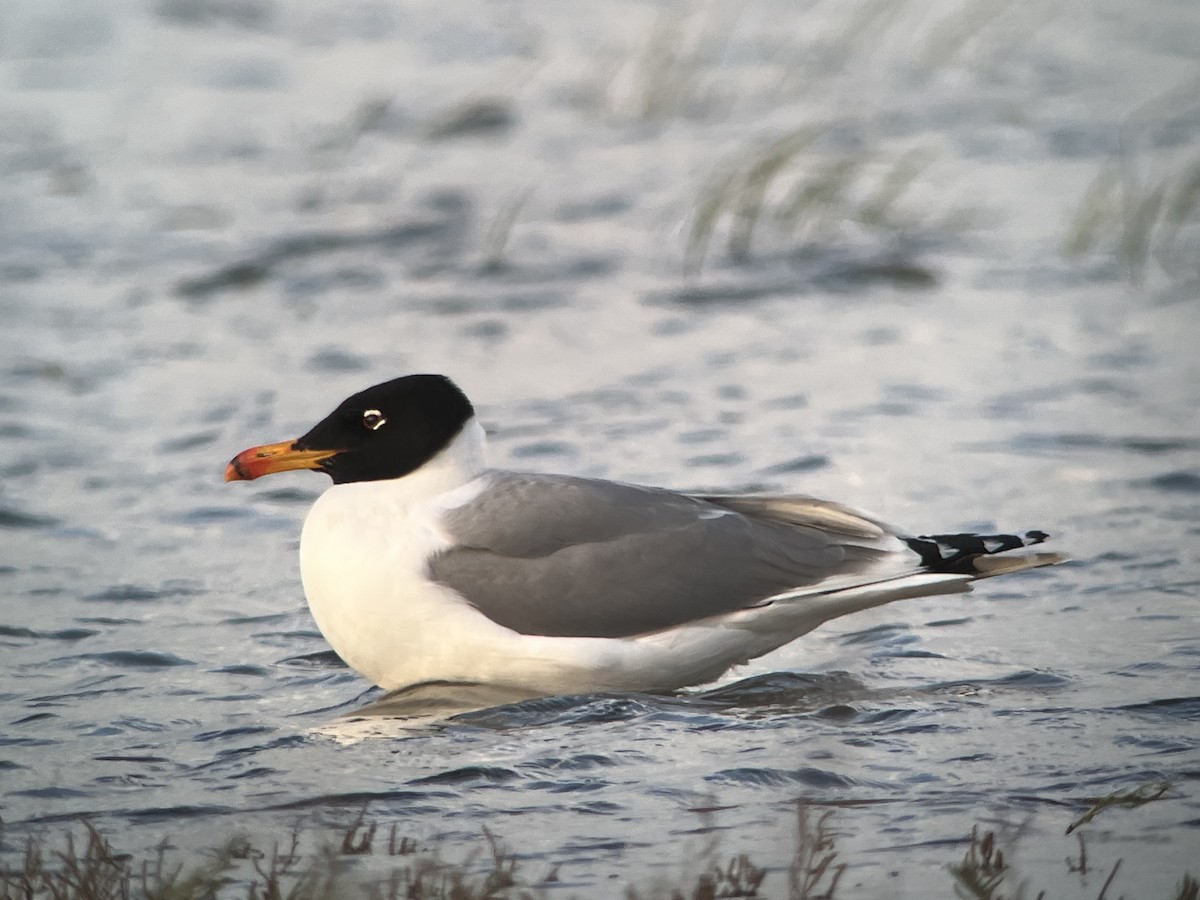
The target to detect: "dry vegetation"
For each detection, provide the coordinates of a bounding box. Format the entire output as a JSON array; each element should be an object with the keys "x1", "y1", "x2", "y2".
[{"x1": 2, "y1": 792, "x2": 1193, "y2": 900}]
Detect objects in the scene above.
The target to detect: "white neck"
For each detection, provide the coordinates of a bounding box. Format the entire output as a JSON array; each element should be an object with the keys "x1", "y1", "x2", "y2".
[
  {"x1": 401, "y1": 417, "x2": 488, "y2": 499},
  {"x1": 306, "y1": 416, "x2": 488, "y2": 528}
]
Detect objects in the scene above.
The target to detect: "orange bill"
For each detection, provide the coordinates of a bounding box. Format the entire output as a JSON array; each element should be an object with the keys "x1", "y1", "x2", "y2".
[{"x1": 224, "y1": 440, "x2": 341, "y2": 481}]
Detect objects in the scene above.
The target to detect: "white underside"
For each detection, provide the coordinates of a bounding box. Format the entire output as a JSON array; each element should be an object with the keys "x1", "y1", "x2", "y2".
[{"x1": 298, "y1": 421, "x2": 973, "y2": 695}]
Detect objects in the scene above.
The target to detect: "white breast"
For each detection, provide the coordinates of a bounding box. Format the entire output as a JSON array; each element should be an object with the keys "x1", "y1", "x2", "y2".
[{"x1": 297, "y1": 421, "x2": 509, "y2": 688}]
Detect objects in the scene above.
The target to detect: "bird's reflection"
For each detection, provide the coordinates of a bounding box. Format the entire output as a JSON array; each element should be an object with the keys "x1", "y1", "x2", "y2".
[{"x1": 312, "y1": 680, "x2": 549, "y2": 741}]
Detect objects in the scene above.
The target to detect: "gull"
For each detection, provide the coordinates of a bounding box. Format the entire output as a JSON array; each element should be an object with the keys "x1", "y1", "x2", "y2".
[{"x1": 225, "y1": 374, "x2": 1064, "y2": 696}]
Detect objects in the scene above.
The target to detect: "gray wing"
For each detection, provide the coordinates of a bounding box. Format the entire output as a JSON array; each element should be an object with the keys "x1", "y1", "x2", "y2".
[{"x1": 427, "y1": 471, "x2": 899, "y2": 638}]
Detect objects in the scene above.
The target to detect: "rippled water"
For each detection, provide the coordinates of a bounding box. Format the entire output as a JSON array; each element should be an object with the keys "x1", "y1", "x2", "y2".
[{"x1": 2, "y1": 0, "x2": 1199, "y2": 895}]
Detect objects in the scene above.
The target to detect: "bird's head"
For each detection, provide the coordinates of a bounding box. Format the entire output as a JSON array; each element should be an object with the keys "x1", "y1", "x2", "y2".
[{"x1": 224, "y1": 374, "x2": 475, "y2": 485}]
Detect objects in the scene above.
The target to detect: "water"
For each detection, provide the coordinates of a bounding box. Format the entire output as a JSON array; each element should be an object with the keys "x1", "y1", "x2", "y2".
[{"x1": 2, "y1": 0, "x2": 1199, "y2": 895}]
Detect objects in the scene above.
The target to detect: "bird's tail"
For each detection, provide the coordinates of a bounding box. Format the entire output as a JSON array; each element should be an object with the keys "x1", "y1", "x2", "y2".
[{"x1": 903, "y1": 530, "x2": 1066, "y2": 578}]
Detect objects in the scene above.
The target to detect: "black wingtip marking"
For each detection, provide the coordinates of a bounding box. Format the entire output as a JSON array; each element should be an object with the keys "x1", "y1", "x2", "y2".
[{"x1": 904, "y1": 529, "x2": 1052, "y2": 575}]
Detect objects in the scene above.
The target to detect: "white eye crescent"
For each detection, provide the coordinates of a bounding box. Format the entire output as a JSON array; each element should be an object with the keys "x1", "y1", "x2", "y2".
[{"x1": 362, "y1": 409, "x2": 387, "y2": 431}]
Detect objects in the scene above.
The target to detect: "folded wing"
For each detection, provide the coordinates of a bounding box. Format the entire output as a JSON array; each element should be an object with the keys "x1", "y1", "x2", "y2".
[{"x1": 427, "y1": 473, "x2": 908, "y2": 638}]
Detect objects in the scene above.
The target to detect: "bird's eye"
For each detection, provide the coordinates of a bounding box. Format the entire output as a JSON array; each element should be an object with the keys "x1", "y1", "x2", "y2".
[{"x1": 361, "y1": 409, "x2": 387, "y2": 431}]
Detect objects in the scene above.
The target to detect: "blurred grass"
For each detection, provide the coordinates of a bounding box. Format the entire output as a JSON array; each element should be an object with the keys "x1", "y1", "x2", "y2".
[
  {"x1": 1063, "y1": 80, "x2": 1200, "y2": 288},
  {"x1": 586, "y1": 8, "x2": 736, "y2": 122},
  {"x1": 3, "y1": 794, "x2": 1193, "y2": 900},
  {"x1": 594, "y1": 1, "x2": 1035, "y2": 125},
  {"x1": 623, "y1": 11, "x2": 726, "y2": 122},
  {"x1": 684, "y1": 129, "x2": 948, "y2": 277},
  {"x1": 667, "y1": 1, "x2": 1034, "y2": 278},
  {"x1": 480, "y1": 189, "x2": 532, "y2": 274}
]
